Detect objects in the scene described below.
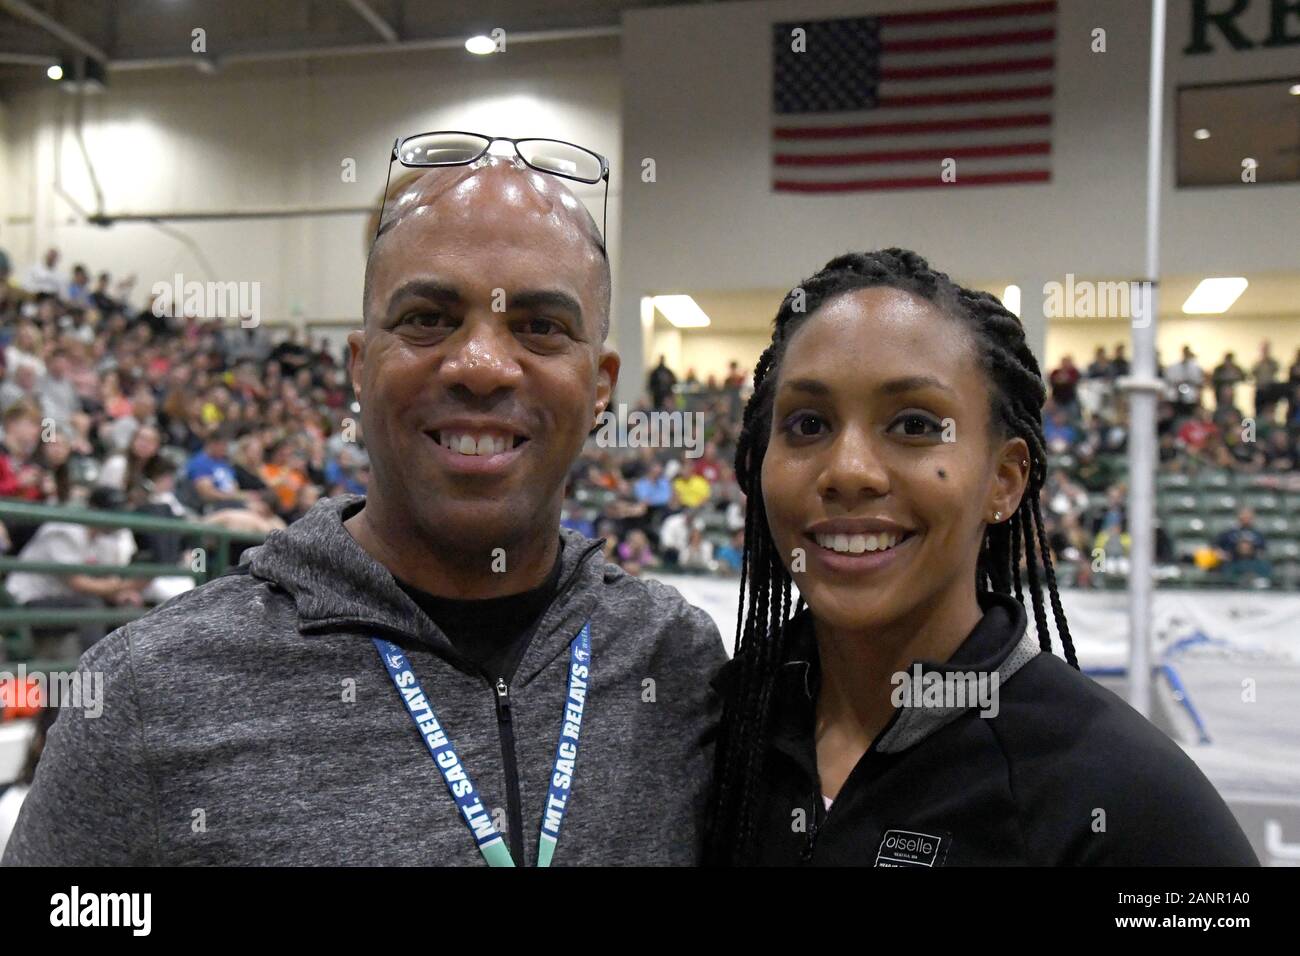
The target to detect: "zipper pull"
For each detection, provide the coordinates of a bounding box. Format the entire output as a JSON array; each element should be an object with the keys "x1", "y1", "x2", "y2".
[
  {"x1": 494, "y1": 677, "x2": 511, "y2": 715},
  {"x1": 801, "y1": 794, "x2": 819, "y2": 862}
]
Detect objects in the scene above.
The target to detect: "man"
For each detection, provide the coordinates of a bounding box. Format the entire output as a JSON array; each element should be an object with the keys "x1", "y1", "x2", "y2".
[
  {"x1": 1165, "y1": 345, "x2": 1204, "y2": 415},
  {"x1": 4, "y1": 152, "x2": 724, "y2": 866},
  {"x1": 1214, "y1": 508, "x2": 1270, "y2": 585},
  {"x1": 183, "y1": 426, "x2": 248, "y2": 511},
  {"x1": 37, "y1": 348, "x2": 81, "y2": 429},
  {"x1": 648, "y1": 354, "x2": 677, "y2": 410},
  {"x1": 1251, "y1": 340, "x2": 1281, "y2": 420},
  {"x1": 23, "y1": 248, "x2": 62, "y2": 298}
]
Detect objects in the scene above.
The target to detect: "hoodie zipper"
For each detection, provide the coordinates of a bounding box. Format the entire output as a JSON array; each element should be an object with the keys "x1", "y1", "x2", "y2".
[
  {"x1": 493, "y1": 675, "x2": 526, "y2": 865},
  {"x1": 487, "y1": 538, "x2": 604, "y2": 867},
  {"x1": 314, "y1": 536, "x2": 606, "y2": 865}
]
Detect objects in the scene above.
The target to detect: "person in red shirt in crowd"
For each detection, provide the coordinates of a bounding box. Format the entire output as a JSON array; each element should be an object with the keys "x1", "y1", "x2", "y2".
[
  {"x1": 1177, "y1": 405, "x2": 1219, "y2": 458},
  {"x1": 0, "y1": 402, "x2": 47, "y2": 502},
  {"x1": 691, "y1": 441, "x2": 725, "y2": 482},
  {"x1": 1048, "y1": 354, "x2": 1081, "y2": 413}
]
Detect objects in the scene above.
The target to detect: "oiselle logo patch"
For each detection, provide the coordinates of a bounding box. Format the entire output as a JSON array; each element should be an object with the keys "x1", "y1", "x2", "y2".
[{"x1": 875, "y1": 828, "x2": 950, "y2": 867}]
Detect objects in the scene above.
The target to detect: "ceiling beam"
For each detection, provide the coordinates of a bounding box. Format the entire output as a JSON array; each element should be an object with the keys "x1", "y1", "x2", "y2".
[
  {"x1": 343, "y1": 0, "x2": 398, "y2": 43},
  {"x1": 107, "y1": 24, "x2": 619, "y2": 72},
  {"x1": 0, "y1": 0, "x2": 108, "y2": 63}
]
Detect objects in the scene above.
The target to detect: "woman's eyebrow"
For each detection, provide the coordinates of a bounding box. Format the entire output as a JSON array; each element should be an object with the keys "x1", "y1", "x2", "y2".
[
  {"x1": 781, "y1": 375, "x2": 955, "y2": 396},
  {"x1": 878, "y1": 375, "x2": 955, "y2": 396}
]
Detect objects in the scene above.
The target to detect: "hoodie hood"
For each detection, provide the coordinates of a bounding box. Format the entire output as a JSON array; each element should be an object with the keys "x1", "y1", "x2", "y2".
[{"x1": 243, "y1": 494, "x2": 607, "y2": 686}]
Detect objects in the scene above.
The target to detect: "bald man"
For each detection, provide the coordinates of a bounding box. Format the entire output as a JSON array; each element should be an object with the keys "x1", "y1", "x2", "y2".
[{"x1": 4, "y1": 157, "x2": 726, "y2": 867}]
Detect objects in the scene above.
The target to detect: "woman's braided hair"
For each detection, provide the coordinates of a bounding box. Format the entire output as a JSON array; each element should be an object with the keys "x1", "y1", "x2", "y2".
[{"x1": 706, "y1": 248, "x2": 1078, "y2": 865}]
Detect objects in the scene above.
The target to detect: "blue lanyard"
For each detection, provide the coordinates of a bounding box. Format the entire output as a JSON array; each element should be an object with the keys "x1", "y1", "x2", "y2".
[{"x1": 372, "y1": 622, "x2": 591, "y2": 867}]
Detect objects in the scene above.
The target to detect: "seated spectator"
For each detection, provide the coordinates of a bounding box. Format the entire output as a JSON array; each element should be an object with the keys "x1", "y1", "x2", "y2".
[
  {"x1": 0, "y1": 403, "x2": 47, "y2": 504},
  {"x1": 3, "y1": 486, "x2": 146, "y2": 659},
  {"x1": 672, "y1": 470, "x2": 711, "y2": 509},
  {"x1": 691, "y1": 442, "x2": 725, "y2": 482},
  {"x1": 259, "y1": 439, "x2": 305, "y2": 514},
  {"x1": 36, "y1": 348, "x2": 81, "y2": 429},
  {"x1": 185, "y1": 427, "x2": 248, "y2": 512},
  {"x1": 1042, "y1": 409, "x2": 1078, "y2": 454},
  {"x1": 1048, "y1": 355, "x2": 1081, "y2": 416},
  {"x1": 96, "y1": 423, "x2": 162, "y2": 498},
  {"x1": 65, "y1": 264, "x2": 91, "y2": 307},
  {"x1": 1176, "y1": 406, "x2": 1218, "y2": 458},
  {"x1": 3, "y1": 322, "x2": 44, "y2": 379},
  {"x1": 1084, "y1": 346, "x2": 1110, "y2": 379},
  {"x1": 1214, "y1": 508, "x2": 1270, "y2": 585},
  {"x1": 633, "y1": 461, "x2": 672, "y2": 510},
  {"x1": 658, "y1": 508, "x2": 693, "y2": 567},
  {"x1": 1044, "y1": 468, "x2": 1088, "y2": 517},
  {"x1": 616, "y1": 528, "x2": 658, "y2": 576},
  {"x1": 1261, "y1": 428, "x2": 1296, "y2": 471},
  {"x1": 716, "y1": 529, "x2": 744, "y2": 574},
  {"x1": 98, "y1": 369, "x2": 133, "y2": 420},
  {"x1": 0, "y1": 363, "x2": 40, "y2": 414},
  {"x1": 679, "y1": 525, "x2": 717, "y2": 573}
]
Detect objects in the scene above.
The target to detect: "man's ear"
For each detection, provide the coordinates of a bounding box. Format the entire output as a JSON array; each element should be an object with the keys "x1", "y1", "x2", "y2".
[
  {"x1": 988, "y1": 436, "x2": 1030, "y2": 524},
  {"x1": 347, "y1": 330, "x2": 365, "y2": 405},
  {"x1": 595, "y1": 346, "x2": 621, "y2": 423}
]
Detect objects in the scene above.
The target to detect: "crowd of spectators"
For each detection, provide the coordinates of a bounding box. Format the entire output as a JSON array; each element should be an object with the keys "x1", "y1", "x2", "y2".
[
  {"x1": 1042, "y1": 342, "x2": 1300, "y2": 587},
  {"x1": 2, "y1": 244, "x2": 1299, "y2": 660},
  {"x1": 0, "y1": 247, "x2": 367, "y2": 657}
]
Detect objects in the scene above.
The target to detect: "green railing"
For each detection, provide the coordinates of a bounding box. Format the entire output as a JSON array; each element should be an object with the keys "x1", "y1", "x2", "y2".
[{"x1": 0, "y1": 500, "x2": 268, "y2": 667}]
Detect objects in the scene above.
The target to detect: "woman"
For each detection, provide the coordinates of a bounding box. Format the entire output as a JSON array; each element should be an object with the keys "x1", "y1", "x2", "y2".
[
  {"x1": 96, "y1": 423, "x2": 162, "y2": 504},
  {"x1": 707, "y1": 249, "x2": 1256, "y2": 866}
]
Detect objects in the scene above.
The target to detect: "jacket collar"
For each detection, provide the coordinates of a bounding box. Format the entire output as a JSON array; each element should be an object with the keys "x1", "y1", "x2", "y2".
[
  {"x1": 244, "y1": 494, "x2": 606, "y2": 687},
  {"x1": 760, "y1": 589, "x2": 1040, "y2": 763}
]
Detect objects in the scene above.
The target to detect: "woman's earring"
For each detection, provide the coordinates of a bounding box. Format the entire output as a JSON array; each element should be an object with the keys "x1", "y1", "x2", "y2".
[{"x1": 993, "y1": 511, "x2": 1002, "y2": 522}]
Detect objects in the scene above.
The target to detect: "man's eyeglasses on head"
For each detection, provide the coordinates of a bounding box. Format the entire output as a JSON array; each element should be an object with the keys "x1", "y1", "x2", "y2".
[{"x1": 374, "y1": 131, "x2": 610, "y2": 247}]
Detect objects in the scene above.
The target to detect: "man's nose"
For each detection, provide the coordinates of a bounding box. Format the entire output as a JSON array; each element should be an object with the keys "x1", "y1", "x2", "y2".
[
  {"x1": 815, "y1": 424, "x2": 889, "y2": 505},
  {"x1": 438, "y1": 315, "x2": 524, "y2": 397}
]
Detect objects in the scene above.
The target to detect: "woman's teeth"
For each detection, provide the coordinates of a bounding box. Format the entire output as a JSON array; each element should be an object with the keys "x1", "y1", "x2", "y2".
[
  {"x1": 438, "y1": 431, "x2": 511, "y2": 456},
  {"x1": 814, "y1": 532, "x2": 903, "y2": 554}
]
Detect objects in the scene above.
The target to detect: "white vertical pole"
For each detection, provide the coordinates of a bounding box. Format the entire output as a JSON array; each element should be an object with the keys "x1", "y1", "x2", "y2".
[{"x1": 1125, "y1": 0, "x2": 1168, "y2": 717}]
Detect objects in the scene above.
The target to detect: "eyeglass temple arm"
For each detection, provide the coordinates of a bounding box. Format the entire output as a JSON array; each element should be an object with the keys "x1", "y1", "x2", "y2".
[{"x1": 374, "y1": 139, "x2": 399, "y2": 243}]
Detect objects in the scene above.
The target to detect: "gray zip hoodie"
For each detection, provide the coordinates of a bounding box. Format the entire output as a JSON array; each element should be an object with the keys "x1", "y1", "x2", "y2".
[{"x1": 2, "y1": 495, "x2": 726, "y2": 866}]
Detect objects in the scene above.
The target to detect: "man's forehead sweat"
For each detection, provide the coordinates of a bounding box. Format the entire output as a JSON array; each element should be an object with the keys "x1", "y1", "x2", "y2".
[{"x1": 364, "y1": 160, "x2": 611, "y2": 340}]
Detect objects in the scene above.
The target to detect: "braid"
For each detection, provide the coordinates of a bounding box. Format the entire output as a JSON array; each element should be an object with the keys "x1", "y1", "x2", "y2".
[{"x1": 707, "y1": 248, "x2": 1078, "y2": 866}]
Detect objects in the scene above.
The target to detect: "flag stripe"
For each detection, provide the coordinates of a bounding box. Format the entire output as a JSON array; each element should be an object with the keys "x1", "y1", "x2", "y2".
[
  {"x1": 879, "y1": 56, "x2": 1053, "y2": 80},
  {"x1": 774, "y1": 170, "x2": 1051, "y2": 192},
  {"x1": 877, "y1": 0, "x2": 1056, "y2": 26},
  {"x1": 775, "y1": 141, "x2": 1050, "y2": 165},
  {"x1": 775, "y1": 112, "x2": 1052, "y2": 139},
  {"x1": 884, "y1": 28, "x2": 1055, "y2": 53},
  {"x1": 877, "y1": 84, "x2": 1052, "y2": 108}
]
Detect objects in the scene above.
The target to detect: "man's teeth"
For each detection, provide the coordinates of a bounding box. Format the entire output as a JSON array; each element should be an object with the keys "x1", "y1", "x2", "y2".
[
  {"x1": 439, "y1": 431, "x2": 512, "y2": 456},
  {"x1": 814, "y1": 532, "x2": 903, "y2": 554}
]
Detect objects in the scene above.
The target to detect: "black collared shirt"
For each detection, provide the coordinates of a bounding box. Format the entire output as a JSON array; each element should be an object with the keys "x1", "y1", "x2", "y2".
[{"x1": 730, "y1": 590, "x2": 1258, "y2": 866}]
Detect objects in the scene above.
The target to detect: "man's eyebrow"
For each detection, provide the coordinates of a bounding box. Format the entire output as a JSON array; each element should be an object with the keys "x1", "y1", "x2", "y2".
[
  {"x1": 781, "y1": 375, "x2": 955, "y2": 396},
  {"x1": 506, "y1": 290, "x2": 584, "y2": 321},
  {"x1": 384, "y1": 280, "x2": 462, "y2": 311}
]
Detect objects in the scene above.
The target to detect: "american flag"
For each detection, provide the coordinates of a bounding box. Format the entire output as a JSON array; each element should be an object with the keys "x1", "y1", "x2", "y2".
[{"x1": 772, "y1": 0, "x2": 1056, "y2": 193}]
